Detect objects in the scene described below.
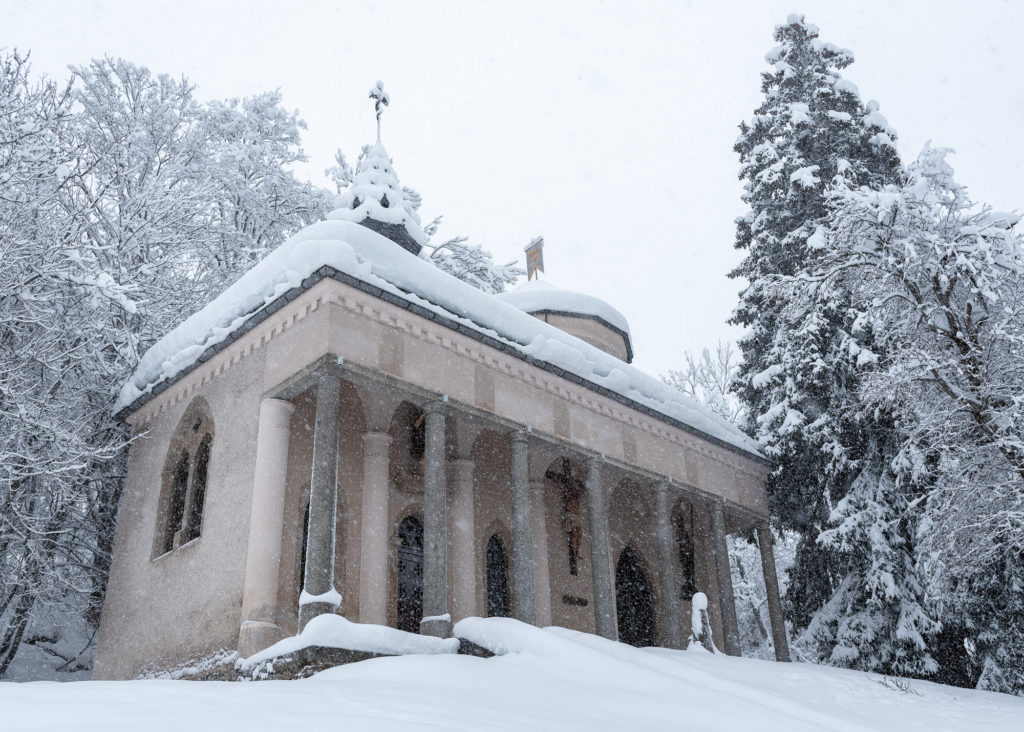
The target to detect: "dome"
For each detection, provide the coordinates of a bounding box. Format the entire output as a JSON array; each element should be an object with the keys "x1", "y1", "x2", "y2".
[{"x1": 498, "y1": 280, "x2": 634, "y2": 363}]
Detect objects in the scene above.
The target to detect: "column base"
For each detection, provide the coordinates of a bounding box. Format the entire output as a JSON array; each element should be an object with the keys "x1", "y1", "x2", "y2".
[
  {"x1": 420, "y1": 615, "x2": 452, "y2": 638},
  {"x1": 298, "y1": 602, "x2": 336, "y2": 630},
  {"x1": 238, "y1": 620, "x2": 285, "y2": 660}
]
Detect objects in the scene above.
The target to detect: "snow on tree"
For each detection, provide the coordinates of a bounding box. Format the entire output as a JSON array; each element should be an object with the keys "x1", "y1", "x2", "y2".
[
  {"x1": 663, "y1": 341, "x2": 745, "y2": 424},
  {"x1": 0, "y1": 51, "x2": 128, "y2": 678},
  {"x1": 200, "y1": 92, "x2": 334, "y2": 283},
  {"x1": 817, "y1": 146, "x2": 1024, "y2": 693},
  {"x1": 730, "y1": 15, "x2": 937, "y2": 674},
  {"x1": 0, "y1": 56, "x2": 332, "y2": 679},
  {"x1": 422, "y1": 233, "x2": 524, "y2": 295}
]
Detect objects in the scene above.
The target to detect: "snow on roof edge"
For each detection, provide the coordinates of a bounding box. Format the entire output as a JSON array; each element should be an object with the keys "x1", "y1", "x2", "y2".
[
  {"x1": 498, "y1": 280, "x2": 632, "y2": 338},
  {"x1": 116, "y1": 221, "x2": 764, "y2": 461}
]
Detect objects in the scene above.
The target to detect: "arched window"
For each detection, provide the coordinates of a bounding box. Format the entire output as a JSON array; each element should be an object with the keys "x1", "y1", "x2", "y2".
[
  {"x1": 485, "y1": 534, "x2": 511, "y2": 618},
  {"x1": 396, "y1": 515, "x2": 424, "y2": 633},
  {"x1": 616, "y1": 546, "x2": 656, "y2": 647},
  {"x1": 154, "y1": 399, "x2": 214, "y2": 557}
]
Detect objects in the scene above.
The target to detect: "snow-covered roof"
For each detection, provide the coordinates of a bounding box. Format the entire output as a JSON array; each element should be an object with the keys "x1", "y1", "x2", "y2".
[
  {"x1": 498, "y1": 280, "x2": 632, "y2": 339},
  {"x1": 116, "y1": 219, "x2": 764, "y2": 461}
]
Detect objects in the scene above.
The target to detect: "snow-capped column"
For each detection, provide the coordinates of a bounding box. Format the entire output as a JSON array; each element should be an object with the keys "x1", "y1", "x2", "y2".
[
  {"x1": 757, "y1": 520, "x2": 791, "y2": 662},
  {"x1": 586, "y1": 457, "x2": 617, "y2": 640},
  {"x1": 449, "y1": 457, "x2": 476, "y2": 622},
  {"x1": 238, "y1": 398, "x2": 294, "y2": 658},
  {"x1": 509, "y1": 432, "x2": 536, "y2": 625},
  {"x1": 299, "y1": 373, "x2": 342, "y2": 630},
  {"x1": 654, "y1": 482, "x2": 684, "y2": 649},
  {"x1": 711, "y1": 501, "x2": 742, "y2": 656},
  {"x1": 530, "y1": 479, "x2": 552, "y2": 627},
  {"x1": 421, "y1": 400, "x2": 450, "y2": 637},
  {"x1": 358, "y1": 431, "x2": 393, "y2": 626}
]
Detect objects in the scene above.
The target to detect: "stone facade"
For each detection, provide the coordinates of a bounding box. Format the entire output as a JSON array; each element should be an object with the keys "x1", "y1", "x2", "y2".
[{"x1": 93, "y1": 272, "x2": 789, "y2": 679}]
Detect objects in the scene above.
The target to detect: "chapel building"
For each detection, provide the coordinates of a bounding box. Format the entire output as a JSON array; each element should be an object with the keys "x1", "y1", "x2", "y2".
[{"x1": 93, "y1": 130, "x2": 789, "y2": 679}]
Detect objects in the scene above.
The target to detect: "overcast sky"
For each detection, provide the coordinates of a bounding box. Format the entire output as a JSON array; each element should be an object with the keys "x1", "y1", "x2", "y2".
[{"x1": 7, "y1": 0, "x2": 1024, "y2": 377}]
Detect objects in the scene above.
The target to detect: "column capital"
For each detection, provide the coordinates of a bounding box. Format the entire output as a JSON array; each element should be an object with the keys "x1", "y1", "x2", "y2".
[
  {"x1": 509, "y1": 429, "x2": 529, "y2": 446},
  {"x1": 424, "y1": 399, "x2": 446, "y2": 415},
  {"x1": 361, "y1": 431, "x2": 393, "y2": 456},
  {"x1": 260, "y1": 397, "x2": 295, "y2": 429},
  {"x1": 653, "y1": 480, "x2": 675, "y2": 496}
]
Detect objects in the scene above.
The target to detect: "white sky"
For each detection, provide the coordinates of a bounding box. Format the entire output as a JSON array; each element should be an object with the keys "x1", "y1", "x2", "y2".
[{"x1": 7, "y1": 0, "x2": 1024, "y2": 377}]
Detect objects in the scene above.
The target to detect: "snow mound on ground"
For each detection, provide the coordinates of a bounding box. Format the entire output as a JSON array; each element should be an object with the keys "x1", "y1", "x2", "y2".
[
  {"x1": 6, "y1": 618, "x2": 1024, "y2": 731},
  {"x1": 238, "y1": 614, "x2": 458, "y2": 669},
  {"x1": 497, "y1": 279, "x2": 631, "y2": 337},
  {"x1": 116, "y1": 220, "x2": 761, "y2": 458}
]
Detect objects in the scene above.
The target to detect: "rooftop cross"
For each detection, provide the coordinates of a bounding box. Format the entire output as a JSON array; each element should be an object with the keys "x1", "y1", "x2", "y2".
[{"x1": 369, "y1": 80, "x2": 390, "y2": 142}]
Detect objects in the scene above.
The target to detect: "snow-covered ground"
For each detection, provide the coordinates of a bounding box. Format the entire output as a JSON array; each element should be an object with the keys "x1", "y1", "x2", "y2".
[{"x1": 2, "y1": 618, "x2": 1020, "y2": 731}]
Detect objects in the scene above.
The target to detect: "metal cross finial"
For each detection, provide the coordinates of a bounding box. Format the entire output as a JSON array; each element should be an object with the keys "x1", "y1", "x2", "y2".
[{"x1": 369, "y1": 81, "x2": 390, "y2": 142}]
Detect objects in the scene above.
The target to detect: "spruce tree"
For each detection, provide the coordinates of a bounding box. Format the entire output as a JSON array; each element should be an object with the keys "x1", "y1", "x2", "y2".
[{"x1": 731, "y1": 16, "x2": 937, "y2": 672}]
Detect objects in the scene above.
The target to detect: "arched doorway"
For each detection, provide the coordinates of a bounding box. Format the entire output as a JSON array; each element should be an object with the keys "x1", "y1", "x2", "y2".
[
  {"x1": 396, "y1": 516, "x2": 424, "y2": 633},
  {"x1": 486, "y1": 534, "x2": 511, "y2": 617},
  {"x1": 616, "y1": 546, "x2": 656, "y2": 647}
]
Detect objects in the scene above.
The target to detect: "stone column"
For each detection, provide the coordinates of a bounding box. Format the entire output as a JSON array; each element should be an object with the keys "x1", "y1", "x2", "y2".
[
  {"x1": 238, "y1": 398, "x2": 294, "y2": 658},
  {"x1": 509, "y1": 432, "x2": 536, "y2": 624},
  {"x1": 757, "y1": 520, "x2": 791, "y2": 662},
  {"x1": 358, "y1": 431, "x2": 392, "y2": 626},
  {"x1": 449, "y1": 458, "x2": 476, "y2": 622},
  {"x1": 299, "y1": 373, "x2": 342, "y2": 630},
  {"x1": 711, "y1": 501, "x2": 741, "y2": 656},
  {"x1": 420, "y1": 401, "x2": 450, "y2": 637},
  {"x1": 530, "y1": 480, "x2": 552, "y2": 627},
  {"x1": 586, "y1": 457, "x2": 617, "y2": 640},
  {"x1": 654, "y1": 482, "x2": 684, "y2": 649}
]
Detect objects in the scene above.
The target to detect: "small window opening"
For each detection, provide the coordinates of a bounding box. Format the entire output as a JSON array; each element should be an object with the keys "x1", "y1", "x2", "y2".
[
  {"x1": 163, "y1": 450, "x2": 190, "y2": 554},
  {"x1": 185, "y1": 434, "x2": 211, "y2": 543},
  {"x1": 486, "y1": 535, "x2": 512, "y2": 617}
]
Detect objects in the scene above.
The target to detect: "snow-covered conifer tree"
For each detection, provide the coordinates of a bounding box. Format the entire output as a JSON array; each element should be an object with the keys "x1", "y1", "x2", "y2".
[{"x1": 731, "y1": 16, "x2": 937, "y2": 673}]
